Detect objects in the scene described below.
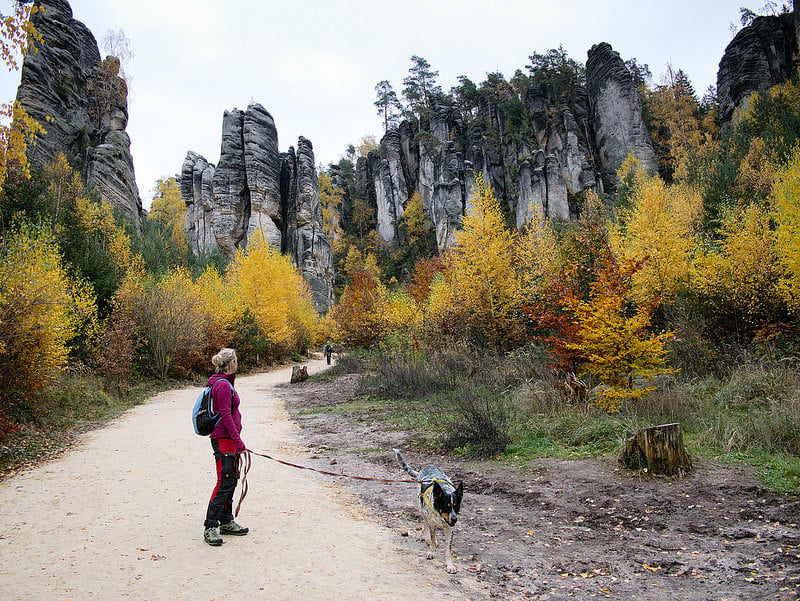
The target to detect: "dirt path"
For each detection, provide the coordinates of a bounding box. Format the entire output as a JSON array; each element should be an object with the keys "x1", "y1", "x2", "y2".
[
  {"x1": 279, "y1": 372, "x2": 800, "y2": 601},
  {"x1": 0, "y1": 360, "x2": 485, "y2": 601}
]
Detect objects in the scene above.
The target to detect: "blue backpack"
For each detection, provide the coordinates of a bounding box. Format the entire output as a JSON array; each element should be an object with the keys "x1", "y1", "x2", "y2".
[{"x1": 192, "y1": 379, "x2": 233, "y2": 435}]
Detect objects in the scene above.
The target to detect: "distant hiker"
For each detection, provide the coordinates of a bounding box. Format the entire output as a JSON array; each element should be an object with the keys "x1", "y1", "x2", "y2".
[
  {"x1": 323, "y1": 341, "x2": 333, "y2": 365},
  {"x1": 203, "y1": 348, "x2": 249, "y2": 546}
]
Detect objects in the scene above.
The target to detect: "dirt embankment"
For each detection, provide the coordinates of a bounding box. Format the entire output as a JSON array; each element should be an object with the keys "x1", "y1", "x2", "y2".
[{"x1": 278, "y1": 372, "x2": 800, "y2": 601}]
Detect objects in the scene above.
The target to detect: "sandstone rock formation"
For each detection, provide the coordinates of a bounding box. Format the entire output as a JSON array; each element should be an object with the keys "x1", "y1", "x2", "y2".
[
  {"x1": 16, "y1": 0, "x2": 142, "y2": 226},
  {"x1": 340, "y1": 7, "x2": 800, "y2": 255},
  {"x1": 350, "y1": 41, "x2": 657, "y2": 252},
  {"x1": 284, "y1": 137, "x2": 335, "y2": 314},
  {"x1": 586, "y1": 42, "x2": 657, "y2": 187},
  {"x1": 180, "y1": 104, "x2": 333, "y2": 314},
  {"x1": 716, "y1": 10, "x2": 799, "y2": 126}
]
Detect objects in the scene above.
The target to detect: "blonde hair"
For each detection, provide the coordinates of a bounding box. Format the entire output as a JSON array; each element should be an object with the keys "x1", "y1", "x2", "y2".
[{"x1": 212, "y1": 348, "x2": 237, "y2": 373}]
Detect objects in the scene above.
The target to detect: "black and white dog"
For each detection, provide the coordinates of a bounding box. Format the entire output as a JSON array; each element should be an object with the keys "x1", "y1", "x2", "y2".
[{"x1": 395, "y1": 449, "x2": 464, "y2": 573}]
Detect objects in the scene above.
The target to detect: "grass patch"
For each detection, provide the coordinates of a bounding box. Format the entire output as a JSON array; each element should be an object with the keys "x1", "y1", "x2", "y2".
[
  {"x1": 338, "y1": 344, "x2": 800, "y2": 492},
  {"x1": 693, "y1": 449, "x2": 800, "y2": 493}
]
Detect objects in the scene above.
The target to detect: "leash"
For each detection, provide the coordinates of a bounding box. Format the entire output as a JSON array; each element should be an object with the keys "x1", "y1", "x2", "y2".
[
  {"x1": 234, "y1": 449, "x2": 420, "y2": 516},
  {"x1": 234, "y1": 449, "x2": 251, "y2": 517}
]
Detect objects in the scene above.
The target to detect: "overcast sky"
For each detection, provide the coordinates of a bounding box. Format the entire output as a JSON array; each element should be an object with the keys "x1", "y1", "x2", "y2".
[{"x1": 0, "y1": 0, "x2": 765, "y2": 207}]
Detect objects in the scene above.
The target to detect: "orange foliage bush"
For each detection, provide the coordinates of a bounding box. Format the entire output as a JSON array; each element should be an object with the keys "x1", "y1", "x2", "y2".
[{"x1": 331, "y1": 272, "x2": 388, "y2": 347}]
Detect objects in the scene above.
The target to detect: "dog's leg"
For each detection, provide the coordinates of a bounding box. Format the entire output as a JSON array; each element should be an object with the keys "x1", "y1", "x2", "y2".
[
  {"x1": 444, "y1": 525, "x2": 456, "y2": 573},
  {"x1": 426, "y1": 523, "x2": 437, "y2": 559}
]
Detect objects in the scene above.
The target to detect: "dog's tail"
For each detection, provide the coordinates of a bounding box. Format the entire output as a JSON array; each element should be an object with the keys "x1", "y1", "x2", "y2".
[{"x1": 394, "y1": 449, "x2": 419, "y2": 480}]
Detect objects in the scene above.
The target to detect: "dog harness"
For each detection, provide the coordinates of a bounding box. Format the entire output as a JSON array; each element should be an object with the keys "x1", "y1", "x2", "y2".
[{"x1": 419, "y1": 477, "x2": 455, "y2": 513}]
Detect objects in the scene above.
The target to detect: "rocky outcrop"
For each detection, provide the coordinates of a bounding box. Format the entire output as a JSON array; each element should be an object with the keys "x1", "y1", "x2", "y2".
[
  {"x1": 244, "y1": 104, "x2": 283, "y2": 249},
  {"x1": 211, "y1": 109, "x2": 249, "y2": 258},
  {"x1": 717, "y1": 10, "x2": 799, "y2": 126},
  {"x1": 373, "y1": 128, "x2": 408, "y2": 243},
  {"x1": 356, "y1": 60, "x2": 612, "y2": 251},
  {"x1": 15, "y1": 0, "x2": 142, "y2": 226},
  {"x1": 180, "y1": 104, "x2": 334, "y2": 314},
  {"x1": 180, "y1": 151, "x2": 216, "y2": 255},
  {"x1": 586, "y1": 42, "x2": 657, "y2": 187},
  {"x1": 285, "y1": 138, "x2": 334, "y2": 313}
]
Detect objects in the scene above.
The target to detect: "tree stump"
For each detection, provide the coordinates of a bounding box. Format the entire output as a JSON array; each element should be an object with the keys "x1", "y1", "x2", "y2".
[
  {"x1": 290, "y1": 365, "x2": 308, "y2": 383},
  {"x1": 619, "y1": 423, "x2": 692, "y2": 476}
]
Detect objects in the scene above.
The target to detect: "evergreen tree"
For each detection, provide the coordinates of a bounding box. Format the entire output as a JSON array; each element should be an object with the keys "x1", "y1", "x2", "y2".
[
  {"x1": 451, "y1": 75, "x2": 480, "y2": 121},
  {"x1": 526, "y1": 45, "x2": 585, "y2": 100},
  {"x1": 402, "y1": 55, "x2": 442, "y2": 131},
  {"x1": 374, "y1": 80, "x2": 402, "y2": 131}
]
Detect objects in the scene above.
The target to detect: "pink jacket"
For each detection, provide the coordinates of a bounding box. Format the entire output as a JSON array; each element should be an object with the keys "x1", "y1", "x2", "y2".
[{"x1": 206, "y1": 373, "x2": 245, "y2": 451}]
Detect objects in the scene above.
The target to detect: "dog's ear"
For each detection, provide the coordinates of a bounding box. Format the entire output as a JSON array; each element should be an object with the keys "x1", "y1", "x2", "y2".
[
  {"x1": 454, "y1": 481, "x2": 464, "y2": 512},
  {"x1": 432, "y1": 481, "x2": 444, "y2": 500}
]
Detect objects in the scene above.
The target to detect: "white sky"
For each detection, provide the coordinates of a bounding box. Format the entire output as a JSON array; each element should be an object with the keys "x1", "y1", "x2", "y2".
[{"x1": 0, "y1": 0, "x2": 758, "y2": 208}]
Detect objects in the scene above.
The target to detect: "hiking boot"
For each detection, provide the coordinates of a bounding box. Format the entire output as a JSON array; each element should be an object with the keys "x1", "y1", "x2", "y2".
[
  {"x1": 219, "y1": 520, "x2": 249, "y2": 536},
  {"x1": 204, "y1": 527, "x2": 223, "y2": 546}
]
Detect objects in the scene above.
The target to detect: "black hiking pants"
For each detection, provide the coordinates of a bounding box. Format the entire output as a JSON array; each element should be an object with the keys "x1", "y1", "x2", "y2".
[{"x1": 204, "y1": 438, "x2": 239, "y2": 528}]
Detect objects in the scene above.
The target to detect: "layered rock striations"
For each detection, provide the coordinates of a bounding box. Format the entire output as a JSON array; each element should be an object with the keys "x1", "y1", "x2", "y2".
[
  {"x1": 717, "y1": 10, "x2": 799, "y2": 126},
  {"x1": 180, "y1": 104, "x2": 333, "y2": 314},
  {"x1": 16, "y1": 0, "x2": 142, "y2": 225}
]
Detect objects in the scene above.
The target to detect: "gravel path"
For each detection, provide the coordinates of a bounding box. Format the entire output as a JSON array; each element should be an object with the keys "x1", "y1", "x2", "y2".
[{"x1": 0, "y1": 360, "x2": 484, "y2": 600}]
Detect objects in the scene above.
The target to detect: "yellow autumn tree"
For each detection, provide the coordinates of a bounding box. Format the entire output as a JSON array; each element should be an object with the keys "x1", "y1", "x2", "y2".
[
  {"x1": 41, "y1": 153, "x2": 131, "y2": 305},
  {"x1": 0, "y1": 3, "x2": 44, "y2": 188},
  {"x1": 74, "y1": 193, "x2": 132, "y2": 275},
  {"x1": 695, "y1": 203, "x2": 782, "y2": 327},
  {"x1": 447, "y1": 172, "x2": 519, "y2": 346},
  {"x1": 420, "y1": 271, "x2": 463, "y2": 339},
  {"x1": 772, "y1": 148, "x2": 800, "y2": 314},
  {"x1": 342, "y1": 243, "x2": 381, "y2": 280},
  {"x1": 228, "y1": 230, "x2": 317, "y2": 356},
  {"x1": 399, "y1": 191, "x2": 429, "y2": 246},
  {"x1": 147, "y1": 177, "x2": 187, "y2": 266},
  {"x1": 192, "y1": 265, "x2": 240, "y2": 363},
  {"x1": 384, "y1": 287, "x2": 421, "y2": 337},
  {"x1": 331, "y1": 271, "x2": 389, "y2": 347},
  {"x1": 0, "y1": 224, "x2": 97, "y2": 407},
  {"x1": 736, "y1": 137, "x2": 778, "y2": 202},
  {"x1": 563, "y1": 259, "x2": 675, "y2": 412},
  {"x1": 42, "y1": 152, "x2": 84, "y2": 222},
  {"x1": 645, "y1": 66, "x2": 713, "y2": 178},
  {"x1": 114, "y1": 264, "x2": 205, "y2": 379},
  {"x1": 515, "y1": 214, "x2": 561, "y2": 307},
  {"x1": 319, "y1": 170, "x2": 344, "y2": 243},
  {"x1": 195, "y1": 265, "x2": 239, "y2": 333},
  {"x1": 357, "y1": 134, "x2": 378, "y2": 157},
  {"x1": 610, "y1": 162, "x2": 702, "y2": 305}
]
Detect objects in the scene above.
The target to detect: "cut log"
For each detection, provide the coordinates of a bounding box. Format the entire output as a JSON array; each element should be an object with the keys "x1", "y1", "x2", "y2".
[
  {"x1": 619, "y1": 423, "x2": 692, "y2": 476},
  {"x1": 290, "y1": 365, "x2": 308, "y2": 383}
]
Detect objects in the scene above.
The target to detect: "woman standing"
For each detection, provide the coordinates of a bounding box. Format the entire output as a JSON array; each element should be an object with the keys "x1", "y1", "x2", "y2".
[{"x1": 203, "y1": 348, "x2": 249, "y2": 546}]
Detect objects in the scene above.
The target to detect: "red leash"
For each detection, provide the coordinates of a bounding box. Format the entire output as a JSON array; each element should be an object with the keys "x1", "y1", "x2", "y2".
[
  {"x1": 234, "y1": 449, "x2": 418, "y2": 516},
  {"x1": 247, "y1": 448, "x2": 420, "y2": 483}
]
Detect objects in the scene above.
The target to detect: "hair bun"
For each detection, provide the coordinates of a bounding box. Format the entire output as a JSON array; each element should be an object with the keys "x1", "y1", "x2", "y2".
[{"x1": 212, "y1": 348, "x2": 237, "y2": 371}]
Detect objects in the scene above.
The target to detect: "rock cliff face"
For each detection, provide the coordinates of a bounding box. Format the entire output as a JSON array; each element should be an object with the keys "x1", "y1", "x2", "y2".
[
  {"x1": 717, "y1": 10, "x2": 799, "y2": 126},
  {"x1": 15, "y1": 0, "x2": 142, "y2": 225},
  {"x1": 353, "y1": 42, "x2": 656, "y2": 251},
  {"x1": 586, "y1": 42, "x2": 657, "y2": 186},
  {"x1": 180, "y1": 104, "x2": 334, "y2": 314},
  {"x1": 346, "y1": 8, "x2": 799, "y2": 253}
]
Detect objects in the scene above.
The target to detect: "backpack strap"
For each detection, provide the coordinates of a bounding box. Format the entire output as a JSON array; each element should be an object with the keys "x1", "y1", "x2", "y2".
[{"x1": 209, "y1": 378, "x2": 234, "y2": 414}]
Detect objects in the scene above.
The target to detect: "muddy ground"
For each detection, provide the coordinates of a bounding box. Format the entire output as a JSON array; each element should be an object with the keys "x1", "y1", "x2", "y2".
[{"x1": 276, "y1": 372, "x2": 800, "y2": 601}]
